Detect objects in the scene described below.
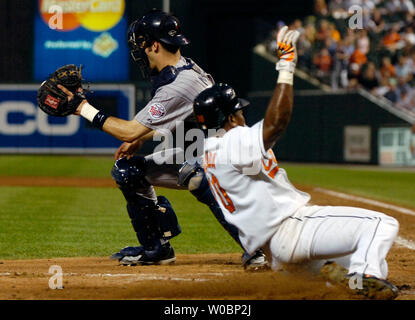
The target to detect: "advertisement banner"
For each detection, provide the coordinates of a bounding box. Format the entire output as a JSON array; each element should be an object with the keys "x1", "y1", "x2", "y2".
[
  {"x1": 344, "y1": 126, "x2": 371, "y2": 162},
  {"x1": 0, "y1": 84, "x2": 135, "y2": 154},
  {"x1": 34, "y1": 0, "x2": 129, "y2": 82}
]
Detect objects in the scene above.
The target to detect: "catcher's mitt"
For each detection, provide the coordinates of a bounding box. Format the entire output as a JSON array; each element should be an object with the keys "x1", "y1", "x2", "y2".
[{"x1": 37, "y1": 64, "x2": 86, "y2": 117}]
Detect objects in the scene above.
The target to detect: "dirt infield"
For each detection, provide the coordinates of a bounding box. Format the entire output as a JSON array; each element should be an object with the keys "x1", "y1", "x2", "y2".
[{"x1": 0, "y1": 177, "x2": 414, "y2": 300}]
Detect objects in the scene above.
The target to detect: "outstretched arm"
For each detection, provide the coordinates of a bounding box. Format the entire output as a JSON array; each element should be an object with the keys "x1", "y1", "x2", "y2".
[
  {"x1": 57, "y1": 85, "x2": 152, "y2": 142},
  {"x1": 262, "y1": 26, "x2": 299, "y2": 151},
  {"x1": 100, "y1": 116, "x2": 151, "y2": 142},
  {"x1": 263, "y1": 83, "x2": 293, "y2": 150}
]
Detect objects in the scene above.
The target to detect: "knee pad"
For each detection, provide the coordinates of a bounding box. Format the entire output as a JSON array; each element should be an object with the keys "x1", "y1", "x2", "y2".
[
  {"x1": 126, "y1": 195, "x2": 181, "y2": 249},
  {"x1": 111, "y1": 156, "x2": 150, "y2": 191},
  {"x1": 180, "y1": 162, "x2": 217, "y2": 208},
  {"x1": 188, "y1": 169, "x2": 215, "y2": 205},
  {"x1": 156, "y1": 196, "x2": 182, "y2": 239},
  {"x1": 177, "y1": 160, "x2": 202, "y2": 188}
]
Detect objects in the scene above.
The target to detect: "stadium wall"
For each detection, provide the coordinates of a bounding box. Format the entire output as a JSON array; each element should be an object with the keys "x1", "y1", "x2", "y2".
[
  {"x1": 249, "y1": 48, "x2": 415, "y2": 165},
  {"x1": 246, "y1": 90, "x2": 412, "y2": 164}
]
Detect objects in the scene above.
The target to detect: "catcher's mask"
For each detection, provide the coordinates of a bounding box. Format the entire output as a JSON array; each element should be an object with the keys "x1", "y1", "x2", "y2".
[
  {"x1": 193, "y1": 83, "x2": 250, "y2": 137},
  {"x1": 128, "y1": 9, "x2": 190, "y2": 79}
]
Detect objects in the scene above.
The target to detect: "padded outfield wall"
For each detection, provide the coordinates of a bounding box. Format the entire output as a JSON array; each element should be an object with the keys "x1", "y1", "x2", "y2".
[{"x1": 245, "y1": 90, "x2": 412, "y2": 165}]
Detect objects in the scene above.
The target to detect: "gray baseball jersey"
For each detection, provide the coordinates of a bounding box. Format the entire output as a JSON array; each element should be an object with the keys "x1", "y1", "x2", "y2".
[{"x1": 135, "y1": 56, "x2": 214, "y2": 132}]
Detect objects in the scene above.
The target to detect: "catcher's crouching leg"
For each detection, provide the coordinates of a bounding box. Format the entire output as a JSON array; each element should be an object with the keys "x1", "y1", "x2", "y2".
[
  {"x1": 110, "y1": 156, "x2": 181, "y2": 265},
  {"x1": 178, "y1": 161, "x2": 269, "y2": 271}
]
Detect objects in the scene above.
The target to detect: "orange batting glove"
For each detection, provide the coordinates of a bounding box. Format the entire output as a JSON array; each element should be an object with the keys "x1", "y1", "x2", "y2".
[{"x1": 276, "y1": 26, "x2": 300, "y2": 74}]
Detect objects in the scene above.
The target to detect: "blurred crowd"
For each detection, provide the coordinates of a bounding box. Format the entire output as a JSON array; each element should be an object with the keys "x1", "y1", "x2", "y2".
[{"x1": 266, "y1": 0, "x2": 415, "y2": 113}]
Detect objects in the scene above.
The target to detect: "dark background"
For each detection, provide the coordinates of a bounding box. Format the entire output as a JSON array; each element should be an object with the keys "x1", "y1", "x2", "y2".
[
  {"x1": 0, "y1": 0, "x2": 313, "y2": 96},
  {"x1": 1, "y1": 1, "x2": 410, "y2": 164}
]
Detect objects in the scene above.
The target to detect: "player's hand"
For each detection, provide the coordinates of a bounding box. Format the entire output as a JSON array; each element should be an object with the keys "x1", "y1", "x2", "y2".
[
  {"x1": 57, "y1": 84, "x2": 87, "y2": 115},
  {"x1": 276, "y1": 26, "x2": 300, "y2": 73},
  {"x1": 114, "y1": 140, "x2": 143, "y2": 160}
]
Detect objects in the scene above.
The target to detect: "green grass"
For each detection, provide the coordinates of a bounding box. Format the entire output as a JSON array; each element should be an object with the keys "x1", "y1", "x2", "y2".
[
  {"x1": 0, "y1": 155, "x2": 114, "y2": 178},
  {"x1": 0, "y1": 155, "x2": 414, "y2": 259},
  {"x1": 0, "y1": 185, "x2": 240, "y2": 260},
  {"x1": 282, "y1": 163, "x2": 415, "y2": 209}
]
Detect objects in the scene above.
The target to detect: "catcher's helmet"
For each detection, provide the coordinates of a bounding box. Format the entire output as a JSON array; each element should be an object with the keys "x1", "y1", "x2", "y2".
[
  {"x1": 193, "y1": 83, "x2": 250, "y2": 136},
  {"x1": 128, "y1": 9, "x2": 190, "y2": 78}
]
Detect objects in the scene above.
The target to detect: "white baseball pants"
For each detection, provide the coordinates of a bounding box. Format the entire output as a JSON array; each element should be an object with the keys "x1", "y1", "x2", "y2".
[{"x1": 268, "y1": 205, "x2": 399, "y2": 279}]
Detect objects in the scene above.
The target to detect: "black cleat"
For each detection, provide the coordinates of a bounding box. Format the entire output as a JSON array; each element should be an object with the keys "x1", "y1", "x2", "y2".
[
  {"x1": 110, "y1": 244, "x2": 176, "y2": 266},
  {"x1": 242, "y1": 249, "x2": 270, "y2": 271},
  {"x1": 110, "y1": 246, "x2": 144, "y2": 261}
]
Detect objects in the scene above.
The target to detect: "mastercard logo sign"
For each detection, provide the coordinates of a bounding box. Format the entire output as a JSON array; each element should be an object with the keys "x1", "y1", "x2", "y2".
[{"x1": 39, "y1": 0, "x2": 125, "y2": 32}]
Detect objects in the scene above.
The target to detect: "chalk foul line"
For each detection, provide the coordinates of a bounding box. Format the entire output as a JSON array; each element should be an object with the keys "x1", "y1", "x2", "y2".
[
  {"x1": 313, "y1": 188, "x2": 415, "y2": 216},
  {"x1": 313, "y1": 187, "x2": 415, "y2": 251},
  {"x1": 394, "y1": 237, "x2": 415, "y2": 251},
  {"x1": 0, "y1": 272, "x2": 226, "y2": 282}
]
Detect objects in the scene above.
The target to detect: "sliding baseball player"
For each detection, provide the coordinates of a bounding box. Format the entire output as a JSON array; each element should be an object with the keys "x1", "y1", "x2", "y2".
[{"x1": 193, "y1": 26, "x2": 400, "y2": 299}]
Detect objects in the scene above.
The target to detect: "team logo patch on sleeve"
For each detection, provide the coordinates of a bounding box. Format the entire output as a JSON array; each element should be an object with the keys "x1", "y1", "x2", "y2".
[
  {"x1": 148, "y1": 103, "x2": 166, "y2": 119},
  {"x1": 44, "y1": 95, "x2": 60, "y2": 109}
]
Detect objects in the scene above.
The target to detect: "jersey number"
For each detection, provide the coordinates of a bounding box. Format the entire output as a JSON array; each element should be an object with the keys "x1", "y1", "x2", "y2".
[
  {"x1": 262, "y1": 150, "x2": 279, "y2": 179},
  {"x1": 208, "y1": 174, "x2": 236, "y2": 213}
]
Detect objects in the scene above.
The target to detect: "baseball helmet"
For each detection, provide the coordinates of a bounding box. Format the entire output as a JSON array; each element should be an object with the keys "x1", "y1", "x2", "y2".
[
  {"x1": 128, "y1": 9, "x2": 190, "y2": 78},
  {"x1": 193, "y1": 83, "x2": 250, "y2": 136}
]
